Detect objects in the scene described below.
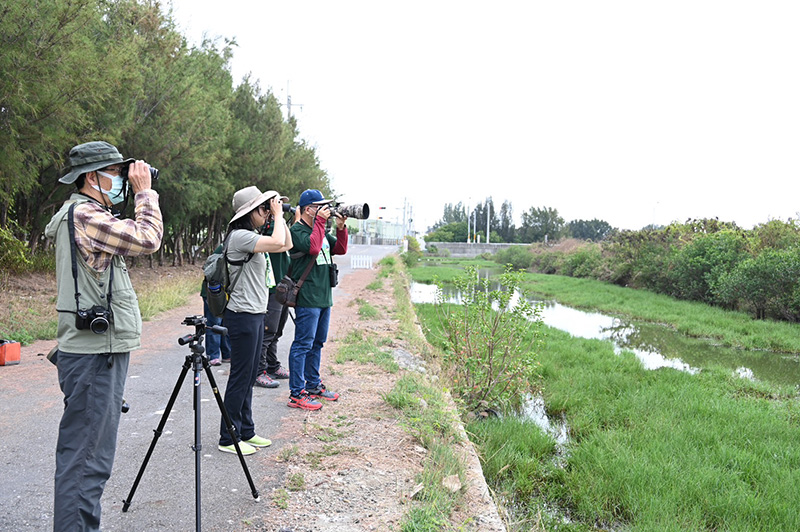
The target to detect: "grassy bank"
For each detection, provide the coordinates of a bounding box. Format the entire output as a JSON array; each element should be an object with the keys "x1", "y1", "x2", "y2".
[
  {"x1": 361, "y1": 256, "x2": 473, "y2": 531},
  {"x1": 409, "y1": 259, "x2": 800, "y2": 530},
  {"x1": 416, "y1": 302, "x2": 800, "y2": 531},
  {"x1": 409, "y1": 257, "x2": 498, "y2": 285}
]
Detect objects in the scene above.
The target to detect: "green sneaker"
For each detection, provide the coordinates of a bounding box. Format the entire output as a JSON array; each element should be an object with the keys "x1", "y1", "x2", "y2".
[
  {"x1": 243, "y1": 435, "x2": 272, "y2": 447},
  {"x1": 218, "y1": 442, "x2": 257, "y2": 455}
]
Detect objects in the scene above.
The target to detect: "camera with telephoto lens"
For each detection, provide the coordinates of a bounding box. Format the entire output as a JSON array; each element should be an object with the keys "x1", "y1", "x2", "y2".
[
  {"x1": 120, "y1": 161, "x2": 159, "y2": 181},
  {"x1": 330, "y1": 203, "x2": 370, "y2": 220},
  {"x1": 76, "y1": 305, "x2": 112, "y2": 334}
]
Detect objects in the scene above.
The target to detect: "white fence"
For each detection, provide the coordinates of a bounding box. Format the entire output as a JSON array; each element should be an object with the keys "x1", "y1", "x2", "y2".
[{"x1": 350, "y1": 255, "x2": 373, "y2": 269}]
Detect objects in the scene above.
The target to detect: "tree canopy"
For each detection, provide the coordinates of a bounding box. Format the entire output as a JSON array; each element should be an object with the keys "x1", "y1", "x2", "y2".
[
  {"x1": 0, "y1": 0, "x2": 329, "y2": 264},
  {"x1": 426, "y1": 200, "x2": 613, "y2": 244}
]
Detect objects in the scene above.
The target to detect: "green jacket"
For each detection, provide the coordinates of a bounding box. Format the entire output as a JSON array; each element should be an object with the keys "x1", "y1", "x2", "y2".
[{"x1": 289, "y1": 219, "x2": 347, "y2": 308}]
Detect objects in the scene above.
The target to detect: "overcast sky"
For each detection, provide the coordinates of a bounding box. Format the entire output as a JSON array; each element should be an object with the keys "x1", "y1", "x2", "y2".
[{"x1": 166, "y1": 1, "x2": 800, "y2": 233}]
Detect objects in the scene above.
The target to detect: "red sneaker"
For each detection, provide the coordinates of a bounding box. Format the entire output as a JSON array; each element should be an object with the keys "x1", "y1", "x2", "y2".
[{"x1": 288, "y1": 392, "x2": 322, "y2": 410}]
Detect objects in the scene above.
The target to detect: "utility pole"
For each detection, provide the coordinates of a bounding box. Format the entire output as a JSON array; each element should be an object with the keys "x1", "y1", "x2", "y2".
[
  {"x1": 466, "y1": 199, "x2": 471, "y2": 243},
  {"x1": 286, "y1": 81, "x2": 303, "y2": 118},
  {"x1": 402, "y1": 198, "x2": 408, "y2": 238},
  {"x1": 486, "y1": 198, "x2": 491, "y2": 244}
]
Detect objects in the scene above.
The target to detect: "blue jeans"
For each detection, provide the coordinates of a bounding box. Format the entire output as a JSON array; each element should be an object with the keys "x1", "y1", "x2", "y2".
[
  {"x1": 288, "y1": 306, "x2": 330, "y2": 396},
  {"x1": 203, "y1": 296, "x2": 230, "y2": 361}
]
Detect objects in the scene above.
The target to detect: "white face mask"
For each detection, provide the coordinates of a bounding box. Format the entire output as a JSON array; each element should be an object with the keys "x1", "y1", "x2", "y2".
[{"x1": 93, "y1": 170, "x2": 127, "y2": 205}]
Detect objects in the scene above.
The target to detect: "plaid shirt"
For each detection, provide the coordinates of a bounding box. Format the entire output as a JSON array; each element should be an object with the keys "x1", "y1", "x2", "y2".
[{"x1": 72, "y1": 190, "x2": 163, "y2": 272}]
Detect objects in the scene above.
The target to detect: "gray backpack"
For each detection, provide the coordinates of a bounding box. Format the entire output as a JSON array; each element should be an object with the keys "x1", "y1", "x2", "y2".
[{"x1": 202, "y1": 233, "x2": 253, "y2": 317}]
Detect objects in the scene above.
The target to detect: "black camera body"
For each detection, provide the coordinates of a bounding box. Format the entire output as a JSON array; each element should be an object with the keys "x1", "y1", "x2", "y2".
[
  {"x1": 76, "y1": 305, "x2": 112, "y2": 334},
  {"x1": 329, "y1": 263, "x2": 339, "y2": 288},
  {"x1": 120, "y1": 162, "x2": 159, "y2": 181}
]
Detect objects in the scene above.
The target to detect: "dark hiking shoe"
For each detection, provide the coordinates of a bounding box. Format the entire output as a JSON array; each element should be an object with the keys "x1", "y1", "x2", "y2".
[
  {"x1": 306, "y1": 383, "x2": 339, "y2": 401},
  {"x1": 255, "y1": 372, "x2": 279, "y2": 388},
  {"x1": 268, "y1": 366, "x2": 290, "y2": 379}
]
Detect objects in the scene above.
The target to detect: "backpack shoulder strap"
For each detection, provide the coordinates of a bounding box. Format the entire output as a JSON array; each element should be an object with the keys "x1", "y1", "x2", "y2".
[{"x1": 223, "y1": 229, "x2": 256, "y2": 294}]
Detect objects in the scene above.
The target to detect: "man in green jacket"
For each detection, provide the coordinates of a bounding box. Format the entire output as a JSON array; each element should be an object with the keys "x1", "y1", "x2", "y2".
[{"x1": 286, "y1": 189, "x2": 347, "y2": 410}]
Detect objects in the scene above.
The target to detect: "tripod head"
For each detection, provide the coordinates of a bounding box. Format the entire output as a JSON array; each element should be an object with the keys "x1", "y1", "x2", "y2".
[{"x1": 178, "y1": 315, "x2": 227, "y2": 349}]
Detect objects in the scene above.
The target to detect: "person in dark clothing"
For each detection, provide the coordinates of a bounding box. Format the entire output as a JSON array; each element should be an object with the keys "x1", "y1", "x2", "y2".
[{"x1": 254, "y1": 208, "x2": 300, "y2": 388}]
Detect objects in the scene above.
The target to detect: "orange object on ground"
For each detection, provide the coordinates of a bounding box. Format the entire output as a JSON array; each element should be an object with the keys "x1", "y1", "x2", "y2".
[{"x1": 0, "y1": 340, "x2": 21, "y2": 366}]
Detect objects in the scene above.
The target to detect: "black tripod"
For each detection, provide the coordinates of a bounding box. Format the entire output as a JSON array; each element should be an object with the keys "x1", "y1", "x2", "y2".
[{"x1": 122, "y1": 315, "x2": 260, "y2": 530}]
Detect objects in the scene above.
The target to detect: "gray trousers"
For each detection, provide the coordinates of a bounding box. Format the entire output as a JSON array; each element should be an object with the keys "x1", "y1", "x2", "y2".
[{"x1": 54, "y1": 351, "x2": 129, "y2": 532}]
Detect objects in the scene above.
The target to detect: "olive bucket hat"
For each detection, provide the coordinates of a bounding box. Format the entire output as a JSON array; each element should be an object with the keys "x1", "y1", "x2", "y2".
[{"x1": 59, "y1": 141, "x2": 134, "y2": 184}]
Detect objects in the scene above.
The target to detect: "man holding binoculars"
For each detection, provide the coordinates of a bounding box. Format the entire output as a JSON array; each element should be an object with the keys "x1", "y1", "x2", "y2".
[{"x1": 44, "y1": 140, "x2": 163, "y2": 532}]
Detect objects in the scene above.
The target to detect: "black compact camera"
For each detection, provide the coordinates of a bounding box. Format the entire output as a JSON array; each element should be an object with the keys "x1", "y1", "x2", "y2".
[
  {"x1": 329, "y1": 263, "x2": 339, "y2": 288},
  {"x1": 76, "y1": 305, "x2": 112, "y2": 334},
  {"x1": 121, "y1": 162, "x2": 159, "y2": 181}
]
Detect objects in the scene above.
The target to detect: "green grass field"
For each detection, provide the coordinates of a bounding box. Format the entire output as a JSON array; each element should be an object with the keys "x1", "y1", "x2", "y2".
[{"x1": 411, "y1": 260, "x2": 800, "y2": 531}]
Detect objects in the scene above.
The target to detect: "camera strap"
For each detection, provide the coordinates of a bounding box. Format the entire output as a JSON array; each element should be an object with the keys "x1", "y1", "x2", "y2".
[
  {"x1": 67, "y1": 202, "x2": 114, "y2": 315},
  {"x1": 287, "y1": 251, "x2": 316, "y2": 292}
]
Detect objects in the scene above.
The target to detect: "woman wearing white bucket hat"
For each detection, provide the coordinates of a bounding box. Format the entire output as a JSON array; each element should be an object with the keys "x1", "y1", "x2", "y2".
[{"x1": 217, "y1": 186, "x2": 291, "y2": 455}]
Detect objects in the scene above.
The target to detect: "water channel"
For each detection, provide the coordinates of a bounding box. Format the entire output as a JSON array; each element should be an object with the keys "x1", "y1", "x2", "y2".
[{"x1": 410, "y1": 281, "x2": 800, "y2": 388}]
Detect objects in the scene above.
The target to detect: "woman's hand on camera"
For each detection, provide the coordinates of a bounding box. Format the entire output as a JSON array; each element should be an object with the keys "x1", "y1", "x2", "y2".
[{"x1": 269, "y1": 196, "x2": 283, "y2": 217}]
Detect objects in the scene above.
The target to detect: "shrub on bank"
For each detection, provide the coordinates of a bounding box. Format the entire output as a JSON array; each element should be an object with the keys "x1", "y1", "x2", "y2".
[
  {"x1": 431, "y1": 265, "x2": 544, "y2": 413},
  {"x1": 493, "y1": 245, "x2": 533, "y2": 270},
  {"x1": 507, "y1": 219, "x2": 800, "y2": 323}
]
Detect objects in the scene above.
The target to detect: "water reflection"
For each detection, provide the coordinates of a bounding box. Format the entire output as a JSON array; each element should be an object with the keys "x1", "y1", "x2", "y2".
[
  {"x1": 522, "y1": 395, "x2": 569, "y2": 447},
  {"x1": 544, "y1": 304, "x2": 699, "y2": 373},
  {"x1": 411, "y1": 281, "x2": 800, "y2": 386}
]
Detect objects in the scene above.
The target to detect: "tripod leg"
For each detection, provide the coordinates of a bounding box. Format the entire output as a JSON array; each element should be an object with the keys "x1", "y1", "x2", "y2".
[
  {"x1": 122, "y1": 356, "x2": 193, "y2": 512},
  {"x1": 203, "y1": 357, "x2": 261, "y2": 501},
  {"x1": 193, "y1": 354, "x2": 203, "y2": 529}
]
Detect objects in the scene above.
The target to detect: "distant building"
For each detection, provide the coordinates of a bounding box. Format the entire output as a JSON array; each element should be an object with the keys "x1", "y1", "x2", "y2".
[{"x1": 347, "y1": 218, "x2": 405, "y2": 245}]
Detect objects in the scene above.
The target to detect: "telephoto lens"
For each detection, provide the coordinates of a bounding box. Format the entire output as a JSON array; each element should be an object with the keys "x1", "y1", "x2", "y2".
[{"x1": 332, "y1": 203, "x2": 370, "y2": 219}]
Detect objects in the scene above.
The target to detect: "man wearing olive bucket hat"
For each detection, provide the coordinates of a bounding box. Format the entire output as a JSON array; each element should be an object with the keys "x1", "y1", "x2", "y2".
[
  {"x1": 44, "y1": 140, "x2": 163, "y2": 532},
  {"x1": 217, "y1": 186, "x2": 292, "y2": 455}
]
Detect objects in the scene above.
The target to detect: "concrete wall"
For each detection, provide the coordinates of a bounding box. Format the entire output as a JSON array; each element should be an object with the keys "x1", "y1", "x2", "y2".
[{"x1": 423, "y1": 241, "x2": 529, "y2": 258}]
